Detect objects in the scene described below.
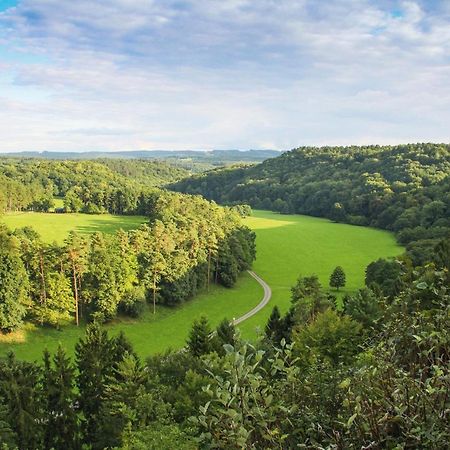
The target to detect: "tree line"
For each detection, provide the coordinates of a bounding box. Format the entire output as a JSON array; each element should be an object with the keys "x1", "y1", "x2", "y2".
[
  {"x1": 170, "y1": 143, "x2": 450, "y2": 265},
  {"x1": 0, "y1": 236, "x2": 447, "y2": 449},
  {"x1": 0, "y1": 190, "x2": 255, "y2": 332}
]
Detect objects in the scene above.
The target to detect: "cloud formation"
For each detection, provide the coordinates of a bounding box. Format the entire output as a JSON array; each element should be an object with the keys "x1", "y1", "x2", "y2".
[{"x1": 0, "y1": 0, "x2": 449, "y2": 151}]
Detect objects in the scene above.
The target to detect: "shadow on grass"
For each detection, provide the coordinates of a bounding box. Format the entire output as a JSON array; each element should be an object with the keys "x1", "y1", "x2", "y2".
[{"x1": 73, "y1": 216, "x2": 147, "y2": 235}]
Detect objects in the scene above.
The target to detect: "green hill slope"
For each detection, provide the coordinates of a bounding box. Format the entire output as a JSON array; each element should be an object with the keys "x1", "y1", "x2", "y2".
[{"x1": 170, "y1": 143, "x2": 450, "y2": 264}]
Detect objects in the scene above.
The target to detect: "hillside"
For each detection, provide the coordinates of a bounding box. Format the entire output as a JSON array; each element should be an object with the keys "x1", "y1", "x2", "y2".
[
  {"x1": 0, "y1": 158, "x2": 189, "y2": 214},
  {"x1": 170, "y1": 143, "x2": 450, "y2": 264}
]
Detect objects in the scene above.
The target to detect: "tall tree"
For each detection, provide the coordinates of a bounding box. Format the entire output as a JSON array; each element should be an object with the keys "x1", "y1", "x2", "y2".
[
  {"x1": 0, "y1": 227, "x2": 30, "y2": 332},
  {"x1": 75, "y1": 323, "x2": 116, "y2": 447},
  {"x1": 42, "y1": 346, "x2": 79, "y2": 450},
  {"x1": 0, "y1": 353, "x2": 43, "y2": 450},
  {"x1": 64, "y1": 232, "x2": 88, "y2": 326}
]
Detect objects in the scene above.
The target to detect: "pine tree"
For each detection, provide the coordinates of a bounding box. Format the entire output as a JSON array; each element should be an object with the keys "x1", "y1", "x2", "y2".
[
  {"x1": 215, "y1": 318, "x2": 236, "y2": 354},
  {"x1": 187, "y1": 316, "x2": 213, "y2": 357},
  {"x1": 0, "y1": 401, "x2": 17, "y2": 448},
  {"x1": 0, "y1": 353, "x2": 43, "y2": 450},
  {"x1": 265, "y1": 306, "x2": 282, "y2": 343},
  {"x1": 329, "y1": 266, "x2": 346, "y2": 291},
  {"x1": 75, "y1": 323, "x2": 116, "y2": 447},
  {"x1": 42, "y1": 346, "x2": 79, "y2": 450},
  {"x1": 97, "y1": 353, "x2": 147, "y2": 448}
]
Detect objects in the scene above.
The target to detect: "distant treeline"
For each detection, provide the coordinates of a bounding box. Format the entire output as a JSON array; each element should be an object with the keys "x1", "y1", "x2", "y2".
[
  {"x1": 0, "y1": 159, "x2": 189, "y2": 214},
  {"x1": 0, "y1": 190, "x2": 255, "y2": 332},
  {"x1": 170, "y1": 143, "x2": 450, "y2": 264}
]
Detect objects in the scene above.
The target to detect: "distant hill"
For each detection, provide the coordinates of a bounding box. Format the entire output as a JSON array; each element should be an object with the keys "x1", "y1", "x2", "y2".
[
  {"x1": 0, "y1": 149, "x2": 283, "y2": 170},
  {"x1": 170, "y1": 143, "x2": 450, "y2": 265}
]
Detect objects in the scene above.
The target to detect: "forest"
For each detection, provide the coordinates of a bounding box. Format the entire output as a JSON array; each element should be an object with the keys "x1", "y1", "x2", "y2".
[
  {"x1": 0, "y1": 158, "x2": 256, "y2": 332},
  {"x1": 171, "y1": 143, "x2": 450, "y2": 265},
  {"x1": 0, "y1": 158, "x2": 188, "y2": 214}
]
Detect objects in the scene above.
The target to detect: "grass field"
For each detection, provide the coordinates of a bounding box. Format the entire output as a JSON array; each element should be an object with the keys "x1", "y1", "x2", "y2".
[
  {"x1": 1, "y1": 212, "x2": 147, "y2": 244},
  {"x1": 238, "y1": 210, "x2": 403, "y2": 337},
  {"x1": 0, "y1": 210, "x2": 403, "y2": 361}
]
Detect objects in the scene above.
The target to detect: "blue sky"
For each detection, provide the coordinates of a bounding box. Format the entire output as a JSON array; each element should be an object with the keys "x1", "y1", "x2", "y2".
[{"x1": 0, "y1": 0, "x2": 449, "y2": 151}]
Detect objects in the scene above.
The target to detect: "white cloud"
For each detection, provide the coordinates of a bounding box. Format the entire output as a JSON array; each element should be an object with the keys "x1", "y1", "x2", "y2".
[{"x1": 0, "y1": 0, "x2": 448, "y2": 151}]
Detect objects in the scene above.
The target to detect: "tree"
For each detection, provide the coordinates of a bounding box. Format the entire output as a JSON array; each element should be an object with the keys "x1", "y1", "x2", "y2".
[
  {"x1": 64, "y1": 232, "x2": 88, "y2": 326},
  {"x1": 293, "y1": 309, "x2": 362, "y2": 366},
  {"x1": 0, "y1": 354, "x2": 43, "y2": 449},
  {"x1": 75, "y1": 323, "x2": 116, "y2": 447},
  {"x1": 343, "y1": 288, "x2": 383, "y2": 330},
  {"x1": 329, "y1": 266, "x2": 346, "y2": 291},
  {"x1": 35, "y1": 272, "x2": 75, "y2": 327},
  {"x1": 214, "y1": 318, "x2": 236, "y2": 354},
  {"x1": 0, "y1": 228, "x2": 30, "y2": 332},
  {"x1": 186, "y1": 316, "x2": 212, "y2": 357},
  {"x1": 365, "y1": 258, "x2": 403, "y2": 298},
  {"x1": 42, "y1": 346, "x2": 79, "y2": 449},
  {"x1": 265, "y1": 306, "x2": 282, "y2": 343},
  {"x1": 96, "y1": 353, "x2": 147, "y2": 448}
]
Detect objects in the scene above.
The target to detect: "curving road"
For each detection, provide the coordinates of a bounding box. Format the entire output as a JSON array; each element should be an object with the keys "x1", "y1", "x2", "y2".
[{"x1": 232, "y1": 270, "x2": 272, "y2": 326}]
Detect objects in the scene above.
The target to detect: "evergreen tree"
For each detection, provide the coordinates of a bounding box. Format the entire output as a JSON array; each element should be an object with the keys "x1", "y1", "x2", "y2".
[
  {"x1": 215, "y1": 318, "x2": 236, "y2": 354},
  {"x1": 329, "y1": 266, "x2": 346, "y2": 291},
  {"x1": 187, "y1": 316, "x2": 213, "y2": 357},
  {"x1": 75, "y1": 323, "x2": 116, "y2": 447},
  {"x1": 97, "y1": 353, "x2": 147, "y2": 448},
  {"x1": 0, "y1": 401, "x2": 17, "y2": 448},
  {"x1": 42, "y1": 347, "x2": 79, "y2": 450},
  {"x1": 265, "y1": 306, "x2": 282, "y2": 343},
  {"x1": 0, "y1": 353, "x2": 43, "y2": 450}
]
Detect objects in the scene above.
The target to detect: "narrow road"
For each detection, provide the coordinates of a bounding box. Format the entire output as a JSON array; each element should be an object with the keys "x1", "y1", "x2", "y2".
[{"x1": 232, "y1": 270, "x2": 272, "y2": 326}]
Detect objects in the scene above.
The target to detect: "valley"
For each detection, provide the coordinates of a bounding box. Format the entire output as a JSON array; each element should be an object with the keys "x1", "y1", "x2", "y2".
[{"x1": 0, "y1": 209, "x2": 402, "y2": 360}]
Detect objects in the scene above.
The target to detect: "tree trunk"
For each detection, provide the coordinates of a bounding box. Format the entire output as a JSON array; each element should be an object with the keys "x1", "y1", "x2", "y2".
[
  {"x1": 215, "y1": 256, "x2": 219, "y2": 284},
  {"x1": 153, "y1": 272, "x2": 157, "y2": 314},
  {"x1": 39, "y1": 251, "x2": 47, "y2": 304},
  {"x1": 207, "y1": 249, "x2": 211, "y2": 292},
  {"x1": 72, "y1": 260, "x2": 79, "y2": 326}
]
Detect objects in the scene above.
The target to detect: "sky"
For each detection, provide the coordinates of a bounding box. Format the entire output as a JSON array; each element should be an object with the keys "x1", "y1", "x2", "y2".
[{"x1": 0, "y1": 0, "x2": 449, "y2": 151}]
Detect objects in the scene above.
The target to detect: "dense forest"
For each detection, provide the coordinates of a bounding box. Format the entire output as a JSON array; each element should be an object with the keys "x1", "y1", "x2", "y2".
[
  {"x1": 0, "y1": 158, "x2": 188, "y2": 214},
  {"x1": 171, "y1": 143, "x2": 450, "y2": 264},
  {"x1": 0, "y1": 239, "x2": 448, "y2": 449},
  {"x1": 0, "y1": 188, "x2": 255, "y2": 331}
]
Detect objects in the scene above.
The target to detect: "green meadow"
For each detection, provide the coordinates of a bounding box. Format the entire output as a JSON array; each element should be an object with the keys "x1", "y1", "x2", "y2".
[
  {"x1": 238, "y1": 210, "x2": 403, "y2": 337},
  {"x1": 0, "y1": 210, "x2": 403, "y2": 361},
  {"x1": 1, "y1": 212, "x2": 147, "y2": 244}
]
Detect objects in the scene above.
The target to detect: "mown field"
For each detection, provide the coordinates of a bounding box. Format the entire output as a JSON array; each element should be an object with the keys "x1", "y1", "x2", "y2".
[{"x1": 0, "y1": 210, "x2": 403, "y2": 360}]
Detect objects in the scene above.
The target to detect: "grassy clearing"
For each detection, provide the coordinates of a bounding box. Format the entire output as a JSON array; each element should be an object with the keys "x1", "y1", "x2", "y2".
[
  {"x1": 238, "y1": 210, "x2": 403, "y2": 338},
  {"x1": 0, "y1": 210, "x2": 403, "y2": 361},
  {"x1": 0, "y1": 212, "x2": 147, "y2": 244}
]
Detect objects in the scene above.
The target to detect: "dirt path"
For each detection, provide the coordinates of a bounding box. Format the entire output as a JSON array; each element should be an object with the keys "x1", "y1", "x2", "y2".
[{"x1": 232, "y1": 270, "x2": 272, "y2": 326}]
